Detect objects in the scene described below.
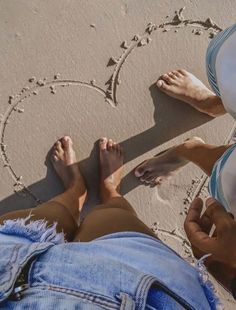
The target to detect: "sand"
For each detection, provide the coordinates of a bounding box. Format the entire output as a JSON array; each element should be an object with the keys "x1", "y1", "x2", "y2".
[{"x1": 0, "y1": 0, "x2": 236, "y2": 307}]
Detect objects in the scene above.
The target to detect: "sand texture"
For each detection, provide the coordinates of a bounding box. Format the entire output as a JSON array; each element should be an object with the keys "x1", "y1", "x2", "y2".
[{"x1": 0, "y1": 0, "x2": 236, "y2": 307}]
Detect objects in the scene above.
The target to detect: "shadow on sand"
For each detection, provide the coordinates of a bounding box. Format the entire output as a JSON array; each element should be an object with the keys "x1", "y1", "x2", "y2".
[{"x1": 0, "y1": 84, "x2": 211, "y2": 217}]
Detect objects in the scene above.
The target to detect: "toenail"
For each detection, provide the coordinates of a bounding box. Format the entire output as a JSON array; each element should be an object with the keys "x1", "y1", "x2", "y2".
[
  {"x1": 52, "y1": 155, "x2": 58, "y2": 161},
  {"x1": 63, "y1": 136, "x2": 70, "y2": 142}
]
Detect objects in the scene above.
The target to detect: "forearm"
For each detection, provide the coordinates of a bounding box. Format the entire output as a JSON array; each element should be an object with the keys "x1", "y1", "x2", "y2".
[{"x1": 206, "y1": 260, "x2": 236, "y2": 294}]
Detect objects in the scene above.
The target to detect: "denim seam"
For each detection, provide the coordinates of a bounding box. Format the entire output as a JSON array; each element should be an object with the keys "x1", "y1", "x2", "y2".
[
  {"x1": 120, "y1": 293, "x2": 127, "y2": 310},
  {"x1": 33, "y1": 284, "x2": 120, "y2": 309},
  {"x1": 119, "y1": 293, "x2": 135, "y2": 310},
  {"x1": 0, "y1": 243, "x2": 51, "y2": 302},
  {"x1": 136, "y1": 274, "x2": 195, "y2": 310},
  {"x1": 135, "y1": 274, "x2": 154, "y2": 310},
  {"x1": 0, "y1": 244, "x2": 21, "y2": 286},
  {"x1": 0, "y1": 244, "x2": 22, "y2": 301}
]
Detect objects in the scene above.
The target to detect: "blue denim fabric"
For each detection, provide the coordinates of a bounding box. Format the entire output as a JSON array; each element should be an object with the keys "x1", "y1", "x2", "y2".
[{"x1": 0, "y1": 217, "x2": 221, "y2": 310}]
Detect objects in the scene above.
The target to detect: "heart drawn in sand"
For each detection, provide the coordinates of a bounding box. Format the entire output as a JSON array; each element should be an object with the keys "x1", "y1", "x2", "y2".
[{"x1": 0, "y1": 8, "x2": 222, "y2": 203}]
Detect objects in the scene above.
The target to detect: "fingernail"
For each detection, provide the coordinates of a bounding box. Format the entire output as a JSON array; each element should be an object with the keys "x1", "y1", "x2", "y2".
[{"x1": 206, "y1": 197, "x2": 216, "y2": 206}]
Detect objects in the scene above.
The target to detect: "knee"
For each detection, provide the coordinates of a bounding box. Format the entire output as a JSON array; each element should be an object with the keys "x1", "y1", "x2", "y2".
[{"x1": 98, "y1": 197, "x2": 137, "y2": 216}]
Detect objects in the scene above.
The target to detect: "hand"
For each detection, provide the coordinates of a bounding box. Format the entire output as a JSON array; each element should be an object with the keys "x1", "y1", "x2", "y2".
[{"x1": 184, "y1": 197, "x2": 236, "y2": 269}]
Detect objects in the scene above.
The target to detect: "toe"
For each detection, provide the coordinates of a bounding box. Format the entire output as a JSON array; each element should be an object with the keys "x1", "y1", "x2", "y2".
[
  {"x1": 135, "y1": 161, "x2": 150, "y2": 177},
  {"x1": 168, "y1": 72, "x2": 176, "y2": 79},
  {"x1": 119, "y1": 145, "x2": 124, "y2": 157},
  {"x1": 177, "y1": 69, "x2": 188, "y2": 76},
  {"x1": 99, "y1": 137, "x2": 108, "y2": 150},
  {"x1": 144, "y1": 175, "x2": 156, "y2": 183},
  {"x1": 54, "y1": 140, "x2": 63, "y2": 154},
  {"x1": 154, "y1": 177, "x2": 164, "y2": 186},
  {"x1": 61, "y1": 136, "x2": 73, "y2": 150},
  {"x1": 161, "y1": 74, "x2": 175, "y2": 84},
  {"x1": 52, "y1": 149, "x2": 60, "y2": 159},
  {"x1": 172, "y1": 70, "x2": 181, "y2": 78},
  {"x1": 156, "y1": 79, "x2": 171, "y2": 91},
  {"x1": 112, "y1": 142, "x2": 118, "y2": 152},
  {"x1": 107, "y1": 139, "x2": 113, "y2": 150},
  {"x1": 116, "y1": 143, "x2": 120, "y2": 152},
  {"x1": 115, "y1": 142, "x2": 121, "y2": 154},
  {"x1": 140, "y1": 171, "x2": 153, "y2": 182},
  {"x1": 51, "y1": 154, "x2": 59, "y2": 162}
]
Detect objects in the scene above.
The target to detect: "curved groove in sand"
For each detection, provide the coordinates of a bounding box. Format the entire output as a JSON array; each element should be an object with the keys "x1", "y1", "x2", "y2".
[
  {"x1": 156, "y1": 228, "x2": 193, "y2": 256},
  {"x1": 0, "y1": 8, "x2": 223, "y2": 202},
  {"x1": 107, "y1": 8, "x2": 222, "y2": 105},
  {"x1": 0, "y1": 80, "x2": 106, "y2": 202}
]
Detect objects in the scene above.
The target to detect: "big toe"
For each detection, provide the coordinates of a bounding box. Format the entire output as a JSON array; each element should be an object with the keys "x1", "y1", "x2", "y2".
[
  {"x1": 61, "y1": 136, "x2": 73, "y2": 150},
  {"x1": 156, "y1": 79, "x2": 171, "y2": 91},
  {"x1": 134, "y1": 162, "x2": 149, "y2": 177},
  {"x1": 99, "y1": 137, "x2": 108, "y2": 150}
]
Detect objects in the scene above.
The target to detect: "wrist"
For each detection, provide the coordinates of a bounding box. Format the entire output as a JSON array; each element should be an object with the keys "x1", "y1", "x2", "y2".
[{"x1": 207, "y1": 260, "x2": 236, "y2": 293}]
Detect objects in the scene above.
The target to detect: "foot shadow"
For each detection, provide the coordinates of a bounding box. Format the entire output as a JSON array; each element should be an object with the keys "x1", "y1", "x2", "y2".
[
  {"x1": 0, "y1": 83, "x2": 211, "y2": 216},
  {"x1": 120, "y1": 83, "x2": 211, "y2": 194}
]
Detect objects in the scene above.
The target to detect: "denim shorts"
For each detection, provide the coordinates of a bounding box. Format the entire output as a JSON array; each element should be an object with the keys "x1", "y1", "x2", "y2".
[{"x1": 0, "y1": 216, "x2": 221, "y2": 309}]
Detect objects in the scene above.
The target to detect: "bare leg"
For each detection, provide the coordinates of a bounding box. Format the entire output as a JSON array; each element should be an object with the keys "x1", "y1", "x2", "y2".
[
  {"x1": 0, "y1": 136, "x2": 87, "y2": 241},
  {"x1": 74, "y1": 138, "x2": 157, "y2": 242},
  {"x1": 135, "y1": 137, "x2": 231, "y2": 186},
  {"x1": 157, "y1": 69, "x2": 226, "y2": 117}
]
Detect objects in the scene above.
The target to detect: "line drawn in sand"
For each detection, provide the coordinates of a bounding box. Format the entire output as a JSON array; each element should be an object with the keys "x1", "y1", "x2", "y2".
[
  {"x1": 0, "y1": 78, "x2": 107, "y2": 202},
  {"x1": 105, "y1": 7, "x2": 222, "y2": 105},
  {"x1": 0, "y1": 7, "x2": 224, "y2": 204},
  {"x1": 151, "y1": 223, "x2": 194, "y2": 261}
]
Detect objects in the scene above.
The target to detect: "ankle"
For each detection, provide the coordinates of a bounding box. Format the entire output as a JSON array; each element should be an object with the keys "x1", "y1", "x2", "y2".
[
  {"x1": 100, "y1": 186, "x2": 121, "y2": 203},
  {"x1": 199, "y1": 95, "x2": 226, "y2": 117},
  {"x1": 175, "y1": 139, "x2": 205, "y2": 162},
  {"x1": 178, "y1": 138, "x2": 204, "y2": 153}
]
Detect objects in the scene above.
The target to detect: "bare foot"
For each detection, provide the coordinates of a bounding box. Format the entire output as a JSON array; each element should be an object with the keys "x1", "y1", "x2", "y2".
[
  {"x1": 157, "y1": 69, "x2": 226, "y2": 117},
  {"x1": 134, "y1": 137, "x2": 204, "y2": 186},
  {"x1": 99, "y1": 137, "x2": 123, "y2": 203},
  {"x1": 51, "y1": 136, "x2": 87, "y2": 200}
]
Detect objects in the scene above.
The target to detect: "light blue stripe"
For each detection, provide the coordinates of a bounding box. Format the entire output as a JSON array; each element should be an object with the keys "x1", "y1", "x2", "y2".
[
  {"x1": 208, "y1": 144, "x2": 236, "y2": 210},
  {"x1": 206, "y1": 23, "x2": 236, "y2": 97},
  {"x1": 209, "y1": 165, "x2": 218, "y2": 197},
  {"x1": 217, "y1": 176, "x2": 230, "y2": 212}
]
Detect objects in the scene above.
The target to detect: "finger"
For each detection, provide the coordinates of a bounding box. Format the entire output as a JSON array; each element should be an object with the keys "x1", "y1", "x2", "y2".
[
  {"x1": 190, "y1": 243, "x2": 206, "y2": 259},
  {"x1": 205, "y1": 198, "x2": 234, "y2": 231},
  {"x1": 199, "y1": 210, "x2": 214, "y2": 235},
  {"x1": 184, "y1": 197, "x2": 203, "y2": 236},
  {"x1": 184, "y1": 197, "x2": 218, "y2": 253}
]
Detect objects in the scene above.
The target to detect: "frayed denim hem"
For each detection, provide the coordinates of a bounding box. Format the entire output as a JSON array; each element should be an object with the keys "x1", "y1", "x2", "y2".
[
  {"x1": 196, "y1": 254, "x2": 224, "y2": 310},
  {"x1": 0, "y1": 214, "x2": 65, "y2": 244}
]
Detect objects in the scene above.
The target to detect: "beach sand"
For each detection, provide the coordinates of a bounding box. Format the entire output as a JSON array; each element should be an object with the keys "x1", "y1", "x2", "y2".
[{"x1": 0, "y1": 0, "x2": 236, "y2": 307}]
